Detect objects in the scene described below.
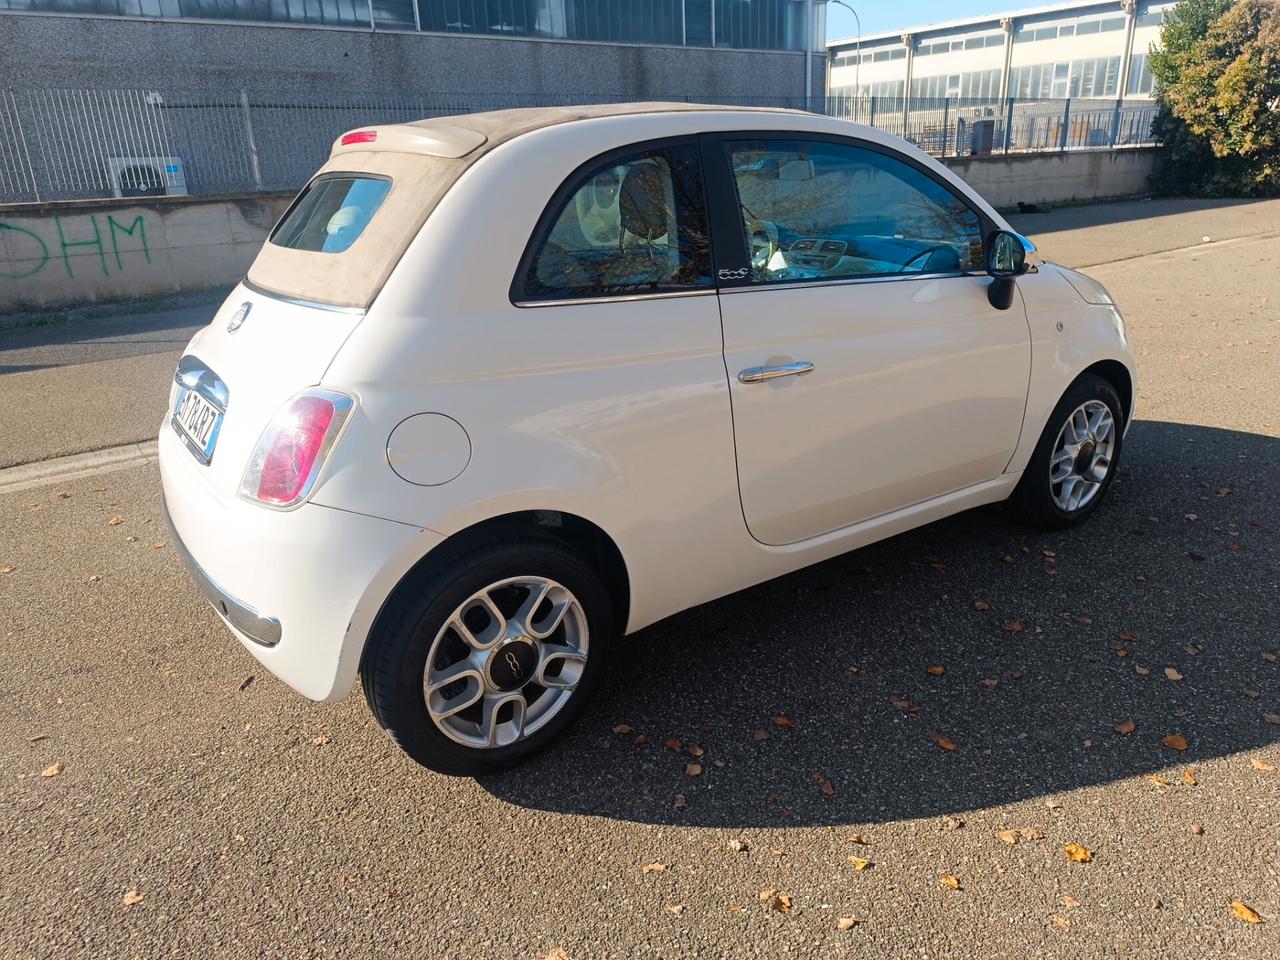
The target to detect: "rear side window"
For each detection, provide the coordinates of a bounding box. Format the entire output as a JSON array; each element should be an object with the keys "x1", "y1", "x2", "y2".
[
  {"x1": 515, "y1": 142, "x2": 713, "y2": 302},
  {"x1": 270, "y1": 175, "x2": 392, "y2": 254}
]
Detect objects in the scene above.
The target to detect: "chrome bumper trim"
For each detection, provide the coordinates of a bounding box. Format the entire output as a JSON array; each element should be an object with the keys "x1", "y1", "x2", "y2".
[{"x1": 162, "y1": 497, "x2": 282, "y2": 647}]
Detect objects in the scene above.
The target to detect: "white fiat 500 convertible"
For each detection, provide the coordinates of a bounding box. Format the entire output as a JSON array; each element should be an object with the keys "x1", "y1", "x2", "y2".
[{"x1": 162, "y1": 103, "x2": 1135, "y2": 775}]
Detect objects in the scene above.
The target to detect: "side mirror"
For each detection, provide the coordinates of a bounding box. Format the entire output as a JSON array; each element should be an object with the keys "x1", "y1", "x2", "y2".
[
  {"x1": 777, "y1": 158, "x2": 815, "y2": 182},
  {"x1": 985, "y1": 230, "x2": 1030, "y2": 310}
]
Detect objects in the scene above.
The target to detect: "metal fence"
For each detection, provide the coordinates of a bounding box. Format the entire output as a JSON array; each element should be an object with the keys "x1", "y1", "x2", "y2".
[{"x1": 0, "y1": 88, "x2": 1160, "y2": 204}]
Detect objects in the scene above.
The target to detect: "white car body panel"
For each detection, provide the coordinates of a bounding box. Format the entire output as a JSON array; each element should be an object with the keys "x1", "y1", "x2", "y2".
[{"x1": 160, "y1": 108, "x2": 1135, "y2": 703}]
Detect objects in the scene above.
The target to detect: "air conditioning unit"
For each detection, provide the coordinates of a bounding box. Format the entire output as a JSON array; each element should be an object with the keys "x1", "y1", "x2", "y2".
[{"x1": 106, "y1": 156, "x2": 189, "y2": 199}]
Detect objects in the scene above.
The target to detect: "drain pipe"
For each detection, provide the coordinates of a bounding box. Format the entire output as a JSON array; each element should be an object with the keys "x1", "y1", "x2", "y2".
[{"x1": 805, "y1": 0, "x2": 813, "y2": 111}]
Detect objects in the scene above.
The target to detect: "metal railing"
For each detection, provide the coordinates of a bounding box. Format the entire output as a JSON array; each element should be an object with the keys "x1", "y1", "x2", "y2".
[{"x1": 0, "y1": 89, "x2": 1159, "y2": 204}]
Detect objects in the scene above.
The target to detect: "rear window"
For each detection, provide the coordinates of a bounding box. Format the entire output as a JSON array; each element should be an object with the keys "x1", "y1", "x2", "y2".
[{"x1": 270, "y1": 175, "x2": 391, "y2": 254}]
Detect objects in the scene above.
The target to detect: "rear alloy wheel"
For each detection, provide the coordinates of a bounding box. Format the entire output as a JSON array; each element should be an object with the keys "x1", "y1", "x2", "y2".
[
  {"x1": 362, "y1": 534, "x2": 612, "y2": 776},
  {"x1": 424, "y1": 575, "x2": 589, "y2": 750},
  {"x1": 1010, "y1": 374, "x2": 1124, "y2": 529}
]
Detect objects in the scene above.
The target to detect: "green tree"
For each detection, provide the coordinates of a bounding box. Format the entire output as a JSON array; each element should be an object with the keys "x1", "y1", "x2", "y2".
[{"x1": 1150, "y1": 0, "x2": 1280, "y2": 195}]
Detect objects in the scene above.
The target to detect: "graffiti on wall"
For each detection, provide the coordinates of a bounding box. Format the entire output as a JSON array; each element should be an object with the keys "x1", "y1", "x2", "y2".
[{"x1": 0, "y1": 214, "x2": 152, "y2": 282}]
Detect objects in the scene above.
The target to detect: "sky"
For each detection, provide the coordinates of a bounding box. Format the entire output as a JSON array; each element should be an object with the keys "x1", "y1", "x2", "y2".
[{"x1": 825, "y1": 1, "x2": 1024, "y2": 42}]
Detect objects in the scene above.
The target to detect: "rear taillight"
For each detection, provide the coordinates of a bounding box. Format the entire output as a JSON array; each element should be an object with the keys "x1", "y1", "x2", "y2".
[
  {"x1": 240, "y1": 390, "x2": 355, "y2": 508},
  {"x1": 340, "y1": 130, "x2": 377, "y2": 146}
]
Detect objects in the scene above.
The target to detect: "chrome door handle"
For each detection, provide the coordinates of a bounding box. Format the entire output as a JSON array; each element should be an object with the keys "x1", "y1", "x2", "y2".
[{"x1": 738, "y1": 361, "x2": 815, "y2": 384}]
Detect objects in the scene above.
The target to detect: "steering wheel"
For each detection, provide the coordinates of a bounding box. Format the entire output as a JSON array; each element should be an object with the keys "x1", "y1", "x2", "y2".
[{"x1": 900, "y1": 244, "x2": 952, "y2": 272}]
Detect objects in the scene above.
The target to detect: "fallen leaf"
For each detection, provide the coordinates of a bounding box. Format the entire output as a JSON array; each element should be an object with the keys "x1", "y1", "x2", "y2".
[
  {"x1": 1243, "y1": 687, "x2": 1261, "y2": 699},
  {"x1": 1051, "y1": 914, "x2": 1071, "y2": 930},
  {"x1": 641, "y1": 862, "x2": 668, "y2": 874},
  {"x1": 751, "y1": 729, "x2": 769, "y2": 741},
  {"x1": 1250, "y1": 757, "x2": 1276, "y2": 773},
  {"x1": 1191, "y1": 824, "x2": 1204, "y2": 836},
  {"x1": 980, "y1": 678, "x2": 999, "y2": 688},
  {"x1": 837, "y1": 917, "x2": 861, "y2": 930},
  {"x1": 759, "y1": 888, "x2": 792, "y2": 912},
  {"x1": 1046, "y1": 798, "x2": 1063, "y2": 810},
  {"x1": 40, "y1": 762, "x2": 63, "y2": 778},
  {"x1": 847, "y1": 834, "x2": 872, "y2": 845},
  {"x1": 545, "y1": 950, "x2": 571, "y2": 960},
  {"x1": 849, "y1": 857, "x2": 872, "y2": 871},
  {"x1": 1162, "y1": 734, "x2": 1189, "y2": 751},
  {"x1": 772, "y1": 715, "x2": 796, "y2": 729},
  {"x1": 942, "y1": 815, "x2": 964, "y2": 831},
  {"x1": 673, "y1": 794, "x2": 686, "y2": 810},
  {"x1": 1064, "y1": 843, "x2": 1093, "y2": 863},
  {"x1": 974, "y1": 601, "x2": 991, "y2": 610},
  {"x1": 1184, "y1": 513, "x2": 1198, "y2": 522},
  {"x1": 238, "y1": 676, "x2": 255, "y2": 693},
  {"x1": 1264, "y1": 653, "x2": 1277, "y2": 664},
  {"x1": 1264, "y1": 714, "x2": 1280, "y2": 727},
  {"x1": 1183, "y1": 768, "x2": 1198, "y2": 786},
  {"x1": 664, "y1": 738, "x2": 682, "y2": 751},
  {"x1": 612, "y1": 724, "x2": 633, "y2": 735},
  {"x1": 310, "y1": 734, "x2": 330, "y2": 746},
  {"x1": 1135, "y1": 666, "x2": 1151, "y2": 676},
  {"x1": 996, "y1": 827, "x2": 1043, "y2": 845},
  {"x1": 633, "y1": 735, "x2": 647, "y2": 745},
  {"x1": 0, "y1": 564, "x2": 14, "y2": 575},
  {"x1": 927, "y1": 665, "x2": 945, "y2": 676},
  {"x1": 1002, "y1": 554, "x2": 1016, "y2": 564},
  {"x1": 107, "y1": 517, "x2": 123, "y2": 526},
  {"x1": 122, "y1": 889, "x2": 143, "y2": 906},
  {"x1": 939, "y1": 874, "x2": 961, "y2": 890},
  {"x1": 1144, "y1": 774, "x2": 1169, "y2": 788},
  {"x1": 87, "y1": 574, "x2": 101, "y2": 583},
  {"x1": 888, "y1": 695, "x2": 920, "y2": 715},
  {"x1": 56, "y1": 491, "x2": 70, "y2": 499},
  {"x1": 1164, "y1": 667, "x2": 1183, "y2": 681},
  {"x1": 1231, "y1": 901, "x2": 1262, "y2": 924},
  {"x1": 665, "y1": 904, "x2": 685, "y2": 915},
  {"x1": 932, "y1": 733, "x2": 958, "y2": 751},
  {"x1": 728, "y1": 839, "x2": 748, "y2": 853},
  {"x1": 1003, "y1": 622, "x2": 1023, "y2": 634},
  {"x1": 1062, "y1": 895, "x2": 1082, "y2": 909},
  {"x1": 687, "y1": 744, "x2": 704, "y2": 758},
  {"x1": 821, "y1": 780, "x2": 835, "y2": 796},
  {"x1": 685, "y1": 763, "x2": 703, "y2": 777},
  {"x1": 1113, "y1": 720, "x2": 1136, "y2": 736}
]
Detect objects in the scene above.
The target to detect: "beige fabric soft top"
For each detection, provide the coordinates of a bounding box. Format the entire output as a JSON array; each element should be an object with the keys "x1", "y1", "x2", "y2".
[{"x1": 245, "y1": 102, "x2": 802, "y2": 309}]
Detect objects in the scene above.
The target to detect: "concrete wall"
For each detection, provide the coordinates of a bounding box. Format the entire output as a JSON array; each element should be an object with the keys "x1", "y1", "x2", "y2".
[
  {"x1": 1, "y1": 147, "x2": 1159, "y2": 313},
  {"x1": 943, "y1": 146, "x2": 1159, "y2": 208},
  {"x1": 0, "y1": 14, "x2": 824, "y2": 102},
  {"x1": 0, "y1": 193, "x2": 291, "y2": 314}
]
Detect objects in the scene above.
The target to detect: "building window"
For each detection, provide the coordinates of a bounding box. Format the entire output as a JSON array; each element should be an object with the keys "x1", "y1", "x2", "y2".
[
  {"x1": 0, "y1": 0, "x2": 808, "y2": 50},
  {"x1": 1128, "y1": 52, "x2": 1155, "y2": 94}
]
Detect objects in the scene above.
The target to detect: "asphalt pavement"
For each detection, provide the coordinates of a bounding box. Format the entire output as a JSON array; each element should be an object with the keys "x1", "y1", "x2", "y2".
[{"x1": 1, "y1": 198, "x2": 1278, "y2": 959}]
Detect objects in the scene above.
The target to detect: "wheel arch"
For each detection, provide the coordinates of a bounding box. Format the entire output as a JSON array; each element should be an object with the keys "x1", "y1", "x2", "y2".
[
  {"x1": 1080, "y1": 358, "x2": 1134, "y2": 425},
  {"x1": 361, "y1": 510, "x2": 631, "y2": 675}
]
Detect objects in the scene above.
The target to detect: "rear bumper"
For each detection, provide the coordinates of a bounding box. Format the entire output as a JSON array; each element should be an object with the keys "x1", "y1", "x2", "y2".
[
  {"x1": 159, "y1": 426, "x2": 438, "y2": 701},
  {"x1": 163, "y1": 498, "x2": 281, "y2": 647}
]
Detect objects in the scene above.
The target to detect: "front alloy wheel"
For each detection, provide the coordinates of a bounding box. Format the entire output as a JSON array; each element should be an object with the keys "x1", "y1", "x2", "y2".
[
  {"x1": 1049, "y1": 399, "x2": 1116, "y2": 512},
  {"x1": 1010, "y1": 373, "x2": 1124, "y2": 529}
]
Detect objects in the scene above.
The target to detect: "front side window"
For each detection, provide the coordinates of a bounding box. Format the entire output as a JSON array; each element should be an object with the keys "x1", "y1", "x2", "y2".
[
  {"x1": 270, "y1": 175, "x2": 391, "y2": 254},
  {"x1": 724, "y1": 139, "x2": 983, "y2": 285},
  {"x1": 517, "y1": 142, "x2": 713, "y2": 302}
]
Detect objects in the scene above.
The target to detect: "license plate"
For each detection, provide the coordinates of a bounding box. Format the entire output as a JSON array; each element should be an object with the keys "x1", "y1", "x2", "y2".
[{"x1": 173, "y1": 387, "x2": 224, "y2": 463}]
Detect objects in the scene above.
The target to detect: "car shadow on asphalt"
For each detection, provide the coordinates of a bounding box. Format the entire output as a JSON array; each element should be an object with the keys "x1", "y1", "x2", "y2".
[{"x1": 482, "y1": 421, "x2": 1279, "y2": 827}]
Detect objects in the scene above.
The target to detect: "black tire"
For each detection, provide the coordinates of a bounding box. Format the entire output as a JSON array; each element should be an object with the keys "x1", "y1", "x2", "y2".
[
  {"x1": 1008, "y1": 373, "x2": 1125, "y2": 529},
  {"x1": 361, "y1": 533, "x2": 614, "y2": 777}
]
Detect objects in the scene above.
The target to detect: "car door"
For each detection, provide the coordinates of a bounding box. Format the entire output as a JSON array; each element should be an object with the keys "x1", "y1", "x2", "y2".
[{"x1": 703, "y1": 133, "x2": 1032, "y2": 546}]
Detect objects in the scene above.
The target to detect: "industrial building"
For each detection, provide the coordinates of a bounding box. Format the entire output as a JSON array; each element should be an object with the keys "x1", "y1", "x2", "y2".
[{"x1": 828, "y1": 0, "x2": 1171, "y2": 103}]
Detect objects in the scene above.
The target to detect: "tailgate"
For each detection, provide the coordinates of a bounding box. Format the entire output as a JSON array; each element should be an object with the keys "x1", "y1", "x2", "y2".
[{"x1": 168, "y1": 284, "x2": 364, "y2": 501}]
